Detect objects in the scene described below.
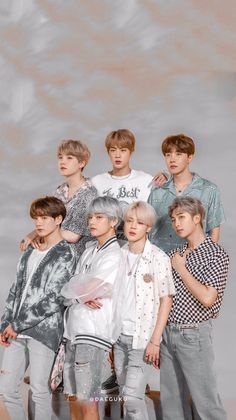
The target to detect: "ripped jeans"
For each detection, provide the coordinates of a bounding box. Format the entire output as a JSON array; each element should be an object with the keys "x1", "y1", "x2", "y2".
[
  {"x1": 63, "y1": 341, "x2": 107, "y2": 400},
  {"x1": 114, "y1": 334, "x2": 150, "y2": 420},
  {"x1": 0, "y1": 337, "x2": 55, "y2": 420}
]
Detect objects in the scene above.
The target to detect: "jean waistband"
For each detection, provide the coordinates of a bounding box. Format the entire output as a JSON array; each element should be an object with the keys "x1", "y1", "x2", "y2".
[{"x1": 167, "y1": 320, "x2": 212, "y2": 330}]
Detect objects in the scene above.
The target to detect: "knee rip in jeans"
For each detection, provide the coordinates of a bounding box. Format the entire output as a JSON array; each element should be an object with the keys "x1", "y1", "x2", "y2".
[
  {"x1": 75, "y1": 362, "x2": 89, "y2": 367},
  {"x1": 0, "y1": 369, "x2": 10, "y2": 375},
  {"x1": 124, "y1": 391, "x2": 143, "y2": 401}
]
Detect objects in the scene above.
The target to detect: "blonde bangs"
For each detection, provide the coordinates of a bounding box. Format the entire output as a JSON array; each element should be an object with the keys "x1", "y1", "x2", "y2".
[
  {"x1": 57, "y1": 140, "x2": 90, "y2": 165},
  {"x1": 124, "y1": 202, "x2": 157, "y2": 227}
]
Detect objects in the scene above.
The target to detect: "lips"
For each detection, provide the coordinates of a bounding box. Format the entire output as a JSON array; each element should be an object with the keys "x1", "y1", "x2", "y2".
[
  {"x1": 128, "y1": 231, "x2": 136, "y2": 236},
  {"x1": 36, "y1": 229, "x2": 44, "y2": 234},
  {"x1": 60, "y1": 167, "x2": 67, "y2": 170}
]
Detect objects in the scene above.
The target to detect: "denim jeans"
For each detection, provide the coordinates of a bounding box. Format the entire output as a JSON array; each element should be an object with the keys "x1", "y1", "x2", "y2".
[
  {"x1": 114, "y1": 334, "x2": 150, "y2": 420},
  {"x1": 0, "y1": 337, "x2": 55, "y2": 420},
  {"x1": 63, "y1": 341, "x2": 107, "y2": 400},
  {"x1": 160, "y1": 320, "x2": 227, "y2": 420}
]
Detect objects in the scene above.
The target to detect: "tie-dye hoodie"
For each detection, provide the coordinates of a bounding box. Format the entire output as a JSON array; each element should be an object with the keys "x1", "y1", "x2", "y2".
[{"x1": 0, "y1": 240, "x2": 76, "y2": 352}]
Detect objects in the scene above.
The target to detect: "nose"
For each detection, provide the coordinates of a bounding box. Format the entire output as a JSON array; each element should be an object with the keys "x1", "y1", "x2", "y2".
[
  {"x1": 174, "y1": 219, "x2": 180, "y2": 228},
  {"x1": 89, "y1": 216, "x2": 95, "y2": 225},
  {"x1": 60, "y1": 156, "x2": 66, "y2": 164}
]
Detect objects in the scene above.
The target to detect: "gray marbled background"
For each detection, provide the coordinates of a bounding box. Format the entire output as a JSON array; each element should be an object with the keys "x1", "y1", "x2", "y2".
[{"x1": 0, "y1": 1, "x2": 235, "y2": 416}]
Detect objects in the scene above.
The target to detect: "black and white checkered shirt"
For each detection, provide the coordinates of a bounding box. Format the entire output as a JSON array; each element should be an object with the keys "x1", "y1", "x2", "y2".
[{"x1": 168, "y1": 236, "x2": 229, "y2": 324}]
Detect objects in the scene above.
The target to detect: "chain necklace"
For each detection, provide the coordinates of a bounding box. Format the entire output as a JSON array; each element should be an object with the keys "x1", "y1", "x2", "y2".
[
  {"x1": 109, "y1": 170, "x2": 132, "y2": 180},
  {"x1": 126, "y1": 252, "x2": 142, "y2": 276}
]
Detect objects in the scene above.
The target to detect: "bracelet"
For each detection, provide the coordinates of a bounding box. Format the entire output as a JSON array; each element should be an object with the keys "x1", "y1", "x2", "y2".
[{"x1": 150, "y1": 340, "x2": 160, "y2": 347}]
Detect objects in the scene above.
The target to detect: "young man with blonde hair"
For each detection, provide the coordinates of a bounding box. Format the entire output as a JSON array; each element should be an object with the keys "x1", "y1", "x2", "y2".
[
  {"x1": 21, "y1": 139, "x2": 97, "y2": 259},
  {"x1": 160, "y1": 196, "x2": 229, "y2": 420},
  {"x1": 114, "y1": 201, "x2": 175, "y2": 420}
]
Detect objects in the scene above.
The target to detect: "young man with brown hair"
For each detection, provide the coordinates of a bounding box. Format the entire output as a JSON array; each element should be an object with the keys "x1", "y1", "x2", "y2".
[
  {"x1": 92, "y1": 129, "x2": 153, "y2": 204},
  {"x1": 0, "y1": 196, "x2": 76, "y2": 420},
  {"x1": 148, "y1": 133, "x2": 225, "y2": 253}
]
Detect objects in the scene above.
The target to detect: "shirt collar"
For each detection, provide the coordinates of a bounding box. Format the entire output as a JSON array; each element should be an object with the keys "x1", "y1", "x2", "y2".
[
  {"x1": 161, "y1": 172, "x2": 202, "y2": 192},
  {"x1": 97, "y1": 236, "x2": 118, "y2": 252}
]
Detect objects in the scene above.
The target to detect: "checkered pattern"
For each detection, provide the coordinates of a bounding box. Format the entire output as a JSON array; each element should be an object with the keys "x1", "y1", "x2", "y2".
[{"x1": 168, "y1": 236, "x2": 229, "y2": 324}]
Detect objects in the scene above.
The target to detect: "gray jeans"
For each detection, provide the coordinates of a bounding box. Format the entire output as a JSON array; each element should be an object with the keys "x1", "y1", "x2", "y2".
[
  {"x1": 114, "y1": 334, "x2": 150, "y2": 420},
  {"x1": 160, "y1": 320, "x2": 227, "y2": 420},
  {"x1": 0, "y1": 337, "x2": 55, "y2": 420}
]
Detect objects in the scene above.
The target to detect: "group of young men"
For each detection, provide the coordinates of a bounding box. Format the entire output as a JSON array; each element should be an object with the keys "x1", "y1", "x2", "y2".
[{"x1": 0, "y1": 130, "x2": 229, "y2": 420}]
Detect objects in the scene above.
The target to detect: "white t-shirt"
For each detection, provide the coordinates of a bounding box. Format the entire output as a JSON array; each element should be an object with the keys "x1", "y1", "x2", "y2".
[
  {"x1": 91, "y1": 169, "x2": 153, "y2": 204},
  {"x1": 122, "y1": 251, "x2": 142, "y2": 336},
  {"x1": 17, "y1": 247, "x2": 51, "y2": 338}
]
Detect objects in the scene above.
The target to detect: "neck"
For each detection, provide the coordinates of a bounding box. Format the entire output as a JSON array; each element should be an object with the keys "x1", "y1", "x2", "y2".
[
  {"x1": 173, "y1": 169, "x2": 192, "y2": 186},
  {"x1": 66, "y1": 172, "x2": 84, "y2": 189},
  {"x1": 42, "y1": 229, "x2": 63, "y2": 249},
  {"x1": 97, "y1": 231, "x2": 115, "y2": 248},
  {"x1": 128, "y1": 236, "x2": 147, "y2": 254},
  {"x1": 110, "y1": 166, "x2": 131, "y2": 177},
  {"x1": 187, "y1": 228, "x2": 206, "y2": 250}
]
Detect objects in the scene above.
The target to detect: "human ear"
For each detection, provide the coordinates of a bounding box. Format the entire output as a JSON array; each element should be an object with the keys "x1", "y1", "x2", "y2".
[
  {"x1": 111, "y1": 218, "x2": 118, "y2": 228},
  {"x1": 188, "y1": 154, "x2": 194, "y2": 164},
  {"x1": 193, "y1": 214, "x2": 201, "y2": 225},
  {"x1": 79, "y1": 160, "x2": 86, "y2": 169},
  {"x1": 55, "y1": 215, "x2": 63, "y2": 226}
]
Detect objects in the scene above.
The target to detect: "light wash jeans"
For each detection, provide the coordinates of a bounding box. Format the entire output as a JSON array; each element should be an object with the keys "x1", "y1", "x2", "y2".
[
  {"x1": 160, "y1": 320, "x2": 227, "y2": 420},
  {"x1": 0, "y1": 337, "x2": 55, "y2": 420},
  {"x1": 114, "y1": 334, "x2": 150, "y2": 420},
  {"x1": 63, "y1": 341, "x2": 107, "y2": 400}
]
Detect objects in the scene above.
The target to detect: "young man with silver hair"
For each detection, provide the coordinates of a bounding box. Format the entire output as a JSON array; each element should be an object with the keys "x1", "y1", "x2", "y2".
[{"x1": 61, "y1": 196, "x2": 124, "y2": 420}]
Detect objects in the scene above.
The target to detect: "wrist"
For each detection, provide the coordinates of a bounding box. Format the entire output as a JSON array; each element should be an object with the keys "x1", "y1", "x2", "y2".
[
  {"x1": 178, "y1": 265, "x2": 187, "y2": 276},
  {"x1": 149, "y1": 340, "x2": 160, "y2": 348}
]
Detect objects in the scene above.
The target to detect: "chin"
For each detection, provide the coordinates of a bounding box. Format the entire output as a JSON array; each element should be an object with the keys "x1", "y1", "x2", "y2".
[{"x1": 127, "y1": 236, "x2": 136, "y2": 241}]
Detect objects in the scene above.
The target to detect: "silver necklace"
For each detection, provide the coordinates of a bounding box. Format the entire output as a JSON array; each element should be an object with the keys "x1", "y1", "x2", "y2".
[
  {"x1": 127, "y1": 252, "x2": 141, "y2": 276},
  {"x1": 109, "y1": 170, "x2": 132, "y2": 180}
]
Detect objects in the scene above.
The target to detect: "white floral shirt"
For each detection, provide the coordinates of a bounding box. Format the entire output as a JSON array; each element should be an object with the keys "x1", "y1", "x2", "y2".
[{"x1": 121, "y1": 239, "x2": 175, "y2": 349}]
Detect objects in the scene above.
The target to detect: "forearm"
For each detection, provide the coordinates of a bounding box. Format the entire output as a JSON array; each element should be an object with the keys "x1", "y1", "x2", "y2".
[
  {"x1": 63, "y1": 278, "x2": 112, "y2": 303},
  {"x1": 150, "y1": 295, "x2": 173, "y2": 344},
  {"x1": 178, "y1": 266, "x2": 218, "y2": 307},
  {"x1": 11, "y1": 293, "x2": 65, "y2": 332},
  {"x1": 61, "y1": 230, "x2": 81, "y2": 243}
]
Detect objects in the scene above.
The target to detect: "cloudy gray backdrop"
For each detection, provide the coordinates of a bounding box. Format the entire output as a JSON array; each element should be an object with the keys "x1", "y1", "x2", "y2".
[{"x1": 0, "y1": 1, "x2": 235, "y2": 417}]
